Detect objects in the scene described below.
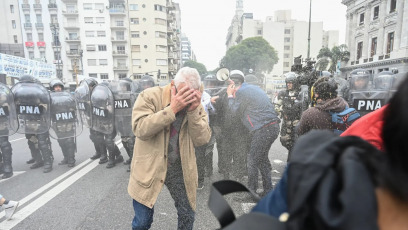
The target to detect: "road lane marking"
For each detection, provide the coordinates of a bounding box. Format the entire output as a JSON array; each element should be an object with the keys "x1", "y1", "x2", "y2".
[
  {"x1": 0, "y1": 171, "x2": 26, "y2": 184},
  {"x1": 9, "y1": 137, "x2": 26, "y2": 143},
  {"x1": 0, "y1": 160, "x2": 100, "y2": 229}
]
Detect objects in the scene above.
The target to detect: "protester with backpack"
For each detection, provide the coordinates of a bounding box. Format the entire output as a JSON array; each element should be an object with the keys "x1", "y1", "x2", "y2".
[{"x1": 296, "y1": 76, "x2": 357, "y2": 136}]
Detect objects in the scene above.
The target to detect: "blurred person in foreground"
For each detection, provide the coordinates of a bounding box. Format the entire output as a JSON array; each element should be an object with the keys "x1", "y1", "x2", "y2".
[
  {"x1": 251, "y1": 74, "x2": 408, "y2": 230},
  {"x1": 128, "y1": 67, "x2": 211, "y2": 230}
]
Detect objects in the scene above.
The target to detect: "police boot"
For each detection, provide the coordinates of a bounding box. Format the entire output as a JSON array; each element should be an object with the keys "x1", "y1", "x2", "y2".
[
  {"x1": 58, "y1": 148, "x2": 68, "y2": 165},
  {"x1": 30, "y1": 150, "x2": 44, "y2": 169},
  {"x1": 26, "y1": 158, "x2": 35, "y2": 164},
  {"x1": 106, "y1": 150, "x2": 118, "y2": 169},
  {"x1": 0, "y1": 162, "x2": 4, "y2": 175},
  {"x1": 67, "y1": 146, "x2": 76, "y2": 168},
  {"x1": 90, "y1": 142, "x2": 101, "y2": 160},
  {"x1": 2, "y1": 152, "x2": 13, "y2": 179},
  {"x1": 122, "y1": 141, "x2": 132, "y2": 165},
  {"x1": 98, "y1": 146, "x2": 108, "y2": 164},
  {"x1": 113, "y1": 145, "x2": 123, "y2": 164},
  {"x1": 43, "y1": 156, "x2": 54, "y2": 173}
]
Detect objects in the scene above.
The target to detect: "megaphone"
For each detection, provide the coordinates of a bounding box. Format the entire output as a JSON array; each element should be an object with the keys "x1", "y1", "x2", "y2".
[{"x1": 216, "y1": 67, "x2": 230, "y2": 81}]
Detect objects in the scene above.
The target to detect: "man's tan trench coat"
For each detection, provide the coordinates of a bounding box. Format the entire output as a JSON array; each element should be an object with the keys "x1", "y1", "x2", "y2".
[{"x1": 128, "y1": 84, "x2": 211, "y2": 211}]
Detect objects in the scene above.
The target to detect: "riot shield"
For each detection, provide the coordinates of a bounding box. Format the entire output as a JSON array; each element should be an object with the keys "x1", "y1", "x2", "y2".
[
  {"x1": 0, "y1": 83, "x2": 18, "y2": 136},
  {"x1": 75, "y1": 81, "x2": 92, "y2": 128},
  {"x1": 49, "y1": 91, "x2": 83, "y2": 139},
  {"x1": 11, "y1": 82, "x2": 51, "y2": 134},
  {"x1": 110, "y1": 80, "x2": 136, "y2": 137},
  {"x1": 90, "y1": 84, "x2": 115, "y2": 135},
  {"x1": 333, "y1": 76, "x2": 348, "y2": 99}
]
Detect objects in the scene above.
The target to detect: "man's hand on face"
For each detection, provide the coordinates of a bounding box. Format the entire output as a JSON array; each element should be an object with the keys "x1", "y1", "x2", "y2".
[
  {"x1": 170, "y1": 85, "x2": 196, "y2": 114},
  {"x1": 187, "y1": 90, "x2": 202, "y2": 112},
  {"x1": 227, "y1": 80, "x2": 236, "y2": 97}
]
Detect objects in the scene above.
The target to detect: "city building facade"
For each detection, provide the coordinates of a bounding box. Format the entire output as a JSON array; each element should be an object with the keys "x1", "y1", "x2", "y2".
[
  {"x1": 0, "y1": 0, "x2": 24, "y2": 57},
  {"x1": 180, "y1": 34, "x2": 196, "y2": 64},
  {"x1": 341, "y1": 0, "x2": 408, "y2": 76}
]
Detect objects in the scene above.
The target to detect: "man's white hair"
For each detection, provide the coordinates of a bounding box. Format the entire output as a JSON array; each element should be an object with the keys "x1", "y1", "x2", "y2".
[{"x1": 174, "y1": 67, "x2": 201, "y2": 90}]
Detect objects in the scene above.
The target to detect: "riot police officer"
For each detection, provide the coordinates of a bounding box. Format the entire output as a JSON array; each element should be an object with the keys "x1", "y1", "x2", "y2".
[
  {"x1": 275, "y1": 72, "x2": 304, "y2": 154},
  {"x1": 12, "y1": 75, "x2": 54, "y2": 173},
  {"x1": 0, "y1": 82, "x2": 18, "y2": 178},
  {"x1": 347, "y1": 69, "x2": 375, "y2": 116},
  {"x1": 138, "y1": 75, "x2": 155, "y2": 92},
  {"x1": 49, "y1": 79, "x2": 79, "y2": 167}
]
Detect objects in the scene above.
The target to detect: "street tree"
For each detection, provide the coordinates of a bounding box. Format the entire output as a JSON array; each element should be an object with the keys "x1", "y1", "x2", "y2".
[
  {"x1": 220, "y1": 37, "x2": 279, "y2": 74},
  {"x1": 316, "y1": 44, "x2": 350, "y2": 72},
  {"x1": 183, "y1": 60, "x2": 207, "y2": 76}
]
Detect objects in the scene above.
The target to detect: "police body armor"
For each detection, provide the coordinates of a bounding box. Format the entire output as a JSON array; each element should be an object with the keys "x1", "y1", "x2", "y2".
[
  {"x1": 12, "y1": 82, "x2": 51, "y2": 134},
  {"x1": 109, "y1": 80, "x2": 137, "y2": 137},
  {"x1": 90, "y1": 84, "x2": 115, "y2": 135},
  {"x1": 348, "y1": 69, "x2": 387, "y2": 116},
  {"x1": 75, "y1": 81, "x2": 92, "y2": 128},
  {"x1": 0, "y1": 83, "x2": 18, "y2": 137},
  {"x1": 50, "y1": 91, "x2": 83, "y2": 139}
]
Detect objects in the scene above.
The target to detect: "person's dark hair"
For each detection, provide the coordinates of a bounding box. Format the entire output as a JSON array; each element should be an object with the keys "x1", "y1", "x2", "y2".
[
  {"x1": 313, "y1": 76, "x2": 338, "y2": 100},
  {"x1": 382, "y1": 73, "x2": 408, "y2": 202}
]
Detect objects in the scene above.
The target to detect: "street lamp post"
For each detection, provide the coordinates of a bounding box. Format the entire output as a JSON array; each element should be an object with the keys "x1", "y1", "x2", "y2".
[
  {"x1": 51, "y1": 25, "x2": 62, "y2": 80},
  {"x1": 307, "y1": 0, "x2": 312, "y2": 60}
]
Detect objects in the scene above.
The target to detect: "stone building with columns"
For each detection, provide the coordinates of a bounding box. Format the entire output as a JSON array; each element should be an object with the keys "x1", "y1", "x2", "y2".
[{"x1": 341, "y1": 0, "x2": 408, "y2": 77}]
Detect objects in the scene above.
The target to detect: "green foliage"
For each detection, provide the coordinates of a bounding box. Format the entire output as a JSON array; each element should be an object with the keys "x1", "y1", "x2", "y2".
[
  {"x1": 182, "y1": 60, "x2": 208, "y2": 76},
  {"x1": 220, "y1": 37, "x2": 279, "y2": 73},
  {"x1": 316, "y1": 44, "x2": 350, "y2": 72}
]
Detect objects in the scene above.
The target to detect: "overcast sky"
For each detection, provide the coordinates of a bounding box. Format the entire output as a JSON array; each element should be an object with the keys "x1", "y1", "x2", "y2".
[{"x1": 175, "y1": 0, "x2": 347, "y2": 71}]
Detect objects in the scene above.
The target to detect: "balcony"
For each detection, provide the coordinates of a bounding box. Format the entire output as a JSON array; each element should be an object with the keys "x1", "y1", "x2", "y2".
[
  {"x1": 167, "y1": 27, "x2": 174, "y2": 34},
  {"x1": 65, "y1": 36, "x2": 80, "y2": 42},
  {"x1": 48, "y1": 3, "x2": 57, "y2": 9},
  {"x1": 62, "y1": 10, "x2": 78, "y2": 15},
  {"x1": 22, "y1": 4, "x2": 30, "y2": 12},
  {"x1": 168, "y1": 52, "x2": 174, "y2": 59},
  {"x1": 385, "y1": 54, "x2": 390, "y2": 59},
  {"x1": 114, "y1": 65, "x2": 128, "y2": 70},
  {"x1": 33, "y1": 4, "x2": 42, "y2": 11},
  {"x1": 109, "y1": 8, "x2": 126, "y2": 15},
  {"x1": 112, "y1": 50, "x2": 127, "y2": 56},
  {"x1": 52, "y1": 42, "x2": 61, "y2": 47},
  {"x1": 24, "y1": 23, "x2": 32, "y2": 30},
  {"x1": 64, "y1": 24, "x2": 79, "y2": 29},
  {"x1": 35, "y1": 23, "x2": 44, "y2": 29},
  {"x1": 49, "y1": 22, "x2": 59, "y2": 28},
  {"x1": 111, "y1": 37, "x2": 126, "y2": 43},
  {"x1": 66, "y1": 50, "x2": 80, "y2": 57}
]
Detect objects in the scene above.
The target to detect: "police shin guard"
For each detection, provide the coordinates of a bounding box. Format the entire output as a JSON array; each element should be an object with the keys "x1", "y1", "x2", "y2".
[
  {"x1": 30, "y1": 148, "x2": 44, "y2": 169},
  {"x1": 1, "y1": 144, "x2": 13, "y2": 179},
  {"x1": 38, "y1": 135, "x2": 54, "y2": 173},
  {"x1": 90, "y1": 142, "x2": 101, "y2": 160},
  {"x1": 98, "y1": 145, "x2": 108, "y2": 164},
  {"x1": 67, "y1": 145, "x2": 76, "y2": 168}
]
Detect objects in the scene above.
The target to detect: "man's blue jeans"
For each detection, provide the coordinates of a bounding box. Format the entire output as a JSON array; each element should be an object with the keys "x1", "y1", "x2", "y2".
[
  {"x1": 247, "y1": 123, "x2": 279, "y2": 194},
  {"x1": 132, "y1": 162, "x2": 195, "y2": 230}
]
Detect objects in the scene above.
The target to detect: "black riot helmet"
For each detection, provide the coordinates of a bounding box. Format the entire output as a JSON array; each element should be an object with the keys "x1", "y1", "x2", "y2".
[
  {"x1": 313, "y1": 76, "x2": 338, "y2": 100},
  {"x1": 320, "y1": 71, "x2": 332, "y2": 78},
  {"x1": 19, "y1": 75, "x2": 37, "y2": 83},
  {"x1": 50, "y1": 79, "x2": 64, "y2": 91},
  {"x1": 283, "y1": 72, "x2": 300, "y2": 90},
  {"x1": 83, "y1": 77, "x2": 98, "y2": 89},
  {"x1": 139, "y1": 75, "x2": 155, "y2": 90},
  {"x1": 350, "y1": 68, "x2": 370, "y2": 90}
]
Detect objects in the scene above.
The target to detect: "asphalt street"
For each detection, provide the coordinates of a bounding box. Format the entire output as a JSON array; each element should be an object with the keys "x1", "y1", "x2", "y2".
[{"x1": 0, "y1": 129, "x2": 288, "y2": 230}]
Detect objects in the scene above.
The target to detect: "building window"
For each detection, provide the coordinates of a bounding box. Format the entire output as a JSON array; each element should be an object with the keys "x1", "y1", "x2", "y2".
[
  {"x1": 99, "y1": 59, "x2": 108, "y2": 65},
  {"x1": 86, "y1": 44, "x2": 95, "y2": 51},
  {"x1": 257, "y1": 30, "x2": 262, "y2": 35},
  {"x1": 98, "y1": 45, "x2": 107, "y2": 51},
  {"x1": 132, "y1": 59, "x2": 141, "y2": 66},
  {"x1": 373, "y1": 6, "x2": 379, "y2": 20},
  {"x1": 284, "y1": 29, "x2": 291, "y2": 34},
  {"x1": 284, "y1": 53, "x2": 290, "y2": 58},
  {"x1": 84, "y1": 17, "x2": 93, "y2": 23},
  {"x1": 89, "y1": 73, "x2": 97, "y2": 78},
  {"x1": 156, "y1": 59, "x2": 167, "y2": 66},
  {"x1": 154, "y1": 4, "x2": 165, "y2": 12},
  {"x1": 130, "y1": 18, "x2": 139, "y2": 24},
  {"x1": 38, "y1": 33, "x2": 44, "y2": 41},
  {"x1": 359, "y1": 13, "x2": 364, "y2": 25},
  {"x1": 156, "y1": 45, "x2": 167, "y2": 52},
  {"x1": 29, "y1": 51, "x2": 34, "y2": 59},
  {"x1": 155, "y1": 18, "x2": 166, "y2": 26},
  {"x1": 68, "y1": 32, "x2": 78, "y2": 39},
  {"x1": 10, "y1": 5, "x2": 14, "y2": 13},
  {"x1": 371, "y1": 37, "x2": 377, "y2": 57},
  {"x1": 40, "y1": 51, "x2": 46, "y2": 59},
  {"x1": 117, "y1": 59, "x2": 126, "y2": 67},
  {"x1": 118, "y1": 74, "x2": 127, "y2": 79},
  {"x1": 284, "y1": 38, "x2": 290, "y2": 42},
  {"x1": 83, "y1": 3, "x2": 92, "y2": 10},
  {"x1": 12, "y1": 20, "x2": 16, "y2": 29},
  {"x1": 116, "y1": 20, "x2": 124, "y2": 26},
  {"x1": 13, "y1": 35, "x2": 18, "y2": 43},
  {"x1": 155, "y1": 31, "x2": 166, "y2": 38},
  {"x1": 97, "y1": 31, "x2": 106, "y2": 37},
  {"x1": 284, "y1": 46, "x2": 290, "y2": 50},
  {"x1": 117, "y1": 46, "x2": 125, "y2": 53},
  {"x1": 88, "y1": 59, "x2": 97, "y2": 66},
  {"x1": 131, "y1": 31, "x2": 140, "y2": 38},
  {"x1": 116, "y1": 31, "x2": 124, "y2": 40},
  {"x1": 36, "y1": 14, "x2": 42, "y2": 23},
  {"x1": 386, "y1": 32, "x2": 394, "y2": 54},
  {"x1": 96, "y1": 17, "x2": 105, "y2": 24},
  {"x1": 390, "y1": 0, "x2": 397, "y2": 13},
  {"x1": 85, "y1": 31, "x2": 94, "y2": 37},
  {"x1": 357, "y1": 41, "x2": 363, "y2": 60},
  {"x1": 25, "y1": 14, "x2": 30, "y2": 23},
  {"x1": 132, "y1": 45, "x2": 140, "y2": 52},
  {"x1": 27, "y1": 33, "x2": 33, "y2": 41},
  {"x1": 284, "y1": 62, "x2": 290, "y2": 67},
  {"x1": 129, "y1": 4, "x2": 138, "y2": 11},
  {"x1": 95, "y1": 3, "x2": 104, "y2": 10}
]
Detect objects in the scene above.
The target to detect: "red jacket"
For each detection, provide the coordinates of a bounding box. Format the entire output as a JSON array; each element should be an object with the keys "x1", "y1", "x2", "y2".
[{"x1": 340, "y1": 105, "x2": 387, "y2": 152}]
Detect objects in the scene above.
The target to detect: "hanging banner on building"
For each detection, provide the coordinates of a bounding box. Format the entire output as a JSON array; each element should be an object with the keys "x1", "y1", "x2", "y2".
[{"x1": 0, "y1": 53, "x2": 56, "y2": 79}]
